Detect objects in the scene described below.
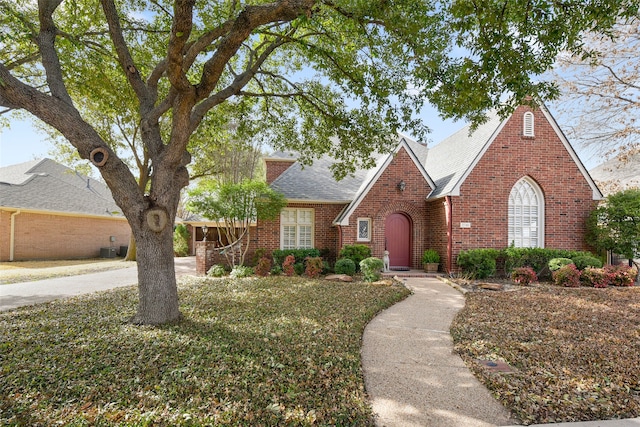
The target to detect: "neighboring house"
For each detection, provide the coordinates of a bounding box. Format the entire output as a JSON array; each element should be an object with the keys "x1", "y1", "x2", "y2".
[
  {"x1": 0, "y1": 158, "x2": 131, "y2": 261},
  {"x1": 589, "y1": 153, "x2": 640, "y2": 196},
  {"x1": 251, "y1": 104, "x2": 602, "y2": 273}
]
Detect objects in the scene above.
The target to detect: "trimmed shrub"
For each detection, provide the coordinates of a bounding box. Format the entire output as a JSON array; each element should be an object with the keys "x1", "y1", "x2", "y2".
[
  {"x1": 282, "y1": 255, "x2": 296, "y2": 276},
  {"x1": 553, "y1": 264, "x2": 581, "y2": 287},
  {"x1": 207, "y1": 264, "x2": 226, "y2": 277},
  {"x1": 605, "y1": 264, "x2": 638, "y2": 287},
  {"x1": 254, "y1": 256, "x2": 272, "y2": 277},
  {"x1": 457, "y1": 249, "x2": 499, "y2": 279},
  {"x1": 571, "y1": 255, "x2": 603, "y2": 270},
  {"x1": 272, "y1": 249, "x2": 321, "y2": 267},
  {"x1": 549, "y1": 258, "x2": 574, "y2": 272},
  {"x1": 334, "y1": 258, "x2": 356, "y2": 276},
  {"x1": 504, "y1": 247, "x2": 599, "y2": 280},
  {"x1": 339, "y1": 244, "x2": 372, "y2": 272},
  {"x1": 360, "y1": 257, "x2": 384, "y2": 282},
  {"x1": 294, "y1": 262, "x2": 305, "y2": 276},
  {"x1": 230, "y1": 265, "x2": 253, "y2": 278},
  {"x1": 581, "y1": 267, "x2": 610, "y2": 288},
  {"x1": 305, "y1": 256, "x2": 323, "y2": 278},
  {"x1": 270, "y1": 265, "x2": 283, "y2": 276},
  {"x1": 511, "y1": 266, "x2": 538, "y2": 286}
]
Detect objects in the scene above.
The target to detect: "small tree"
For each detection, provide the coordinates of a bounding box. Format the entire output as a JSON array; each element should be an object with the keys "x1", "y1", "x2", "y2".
[
  {"x1": 187, "y1": 180, "x2": 286, "y2": 267},
  {"x1": 587, "y1": 188, "x2": 640, "y2": 265}
]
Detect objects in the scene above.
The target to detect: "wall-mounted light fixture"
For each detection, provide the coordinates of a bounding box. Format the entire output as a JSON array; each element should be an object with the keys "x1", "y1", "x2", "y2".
[
  {"x1": 202, "y1": 225, "x2": 208, "y2": 241},
  {"x1": 397, "y1": 180, "x2": 406, "y2": 192}
]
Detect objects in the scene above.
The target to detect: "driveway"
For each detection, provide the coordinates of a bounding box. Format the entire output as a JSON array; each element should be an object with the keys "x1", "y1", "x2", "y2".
[{"x1": 0, "y1": 257, "x2": 196, "y2": 312}]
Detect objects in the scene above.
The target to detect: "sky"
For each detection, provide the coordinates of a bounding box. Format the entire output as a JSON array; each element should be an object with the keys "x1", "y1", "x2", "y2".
[{"x1": 0, "y1": 102, "x2": 603, "y2": 171}]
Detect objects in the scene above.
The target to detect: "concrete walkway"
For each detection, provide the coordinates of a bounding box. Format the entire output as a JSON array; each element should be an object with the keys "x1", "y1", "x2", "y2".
[
  {"x1": 362, "y1": 277, "x2": 640, "y2": 427},
  {"x1": 0, "y1": 257, "x2": 196, "y2": 312},
  {"x1": 362, "y1": 277, "x2": 514, "y2": 426}
]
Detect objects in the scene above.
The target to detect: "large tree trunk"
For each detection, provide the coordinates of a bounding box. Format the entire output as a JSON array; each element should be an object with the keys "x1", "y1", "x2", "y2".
[{"x1": 130, "y1": 223, "x2": 181, "y2": 324}]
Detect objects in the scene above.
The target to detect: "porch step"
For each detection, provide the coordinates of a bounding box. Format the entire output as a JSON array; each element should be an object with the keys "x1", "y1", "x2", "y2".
[{"x1": 381, "y1": 270, "x2": 443, "y2": 278}]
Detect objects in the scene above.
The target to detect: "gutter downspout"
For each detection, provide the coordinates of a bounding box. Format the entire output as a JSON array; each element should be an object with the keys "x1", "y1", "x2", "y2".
[
  {"x1": 444, "y1": 197, "x2": 453, "y2": 275},
  {"x1": 10, "y1": 210, "x2": 21, "y2": 261}
]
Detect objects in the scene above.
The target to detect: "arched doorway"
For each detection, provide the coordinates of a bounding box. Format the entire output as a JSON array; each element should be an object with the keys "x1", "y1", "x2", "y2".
[{"x1": 385, "y1": 212, "x2": 411, "y2": 269}]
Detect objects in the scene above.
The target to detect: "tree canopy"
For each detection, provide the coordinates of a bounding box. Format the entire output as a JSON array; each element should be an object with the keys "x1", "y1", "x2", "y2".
[
  {"x1": 552, "y1": 17, "x2": 640, "y2": 163},
  {"x1": 187, "y1": 179, "x2": 286, "y2": 267},
  {"x1": 0, "y1": 0, "x2": 636, "y2": 324},
  {"x1": 587, "y1": 188, "x2": 640, "y2": 262}
]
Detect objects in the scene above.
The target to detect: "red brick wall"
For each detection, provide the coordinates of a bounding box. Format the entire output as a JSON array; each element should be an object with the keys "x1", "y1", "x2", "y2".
[
  {"x1": 0, "y1": 211, "x2": 131, "y2": 261},
  {"x1": 341, "y1": 146, "x2": 434, "y2": 268},
  {"x1": 265, "y1": 159, "x2": 296, "y2": 184},
  {"x1": 254, "y1": 202, "x2": 347, "y2": 261},
  {"x1": 449, "y1": 105, "x2": 598, "y2": 270}
]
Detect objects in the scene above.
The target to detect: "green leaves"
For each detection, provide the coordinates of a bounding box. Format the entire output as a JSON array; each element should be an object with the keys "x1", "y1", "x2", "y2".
[
  {"x1": 587, "y1": 188, "x2": 640, "y2": 260},
  {"x1": 0, "y1": 276, "x2": 410, "y2": 425}
]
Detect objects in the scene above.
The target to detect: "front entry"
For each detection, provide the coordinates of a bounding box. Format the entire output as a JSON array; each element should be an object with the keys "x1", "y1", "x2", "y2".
[{"x1": 385, "y1": 213, "x2": 411, "y2": 269}]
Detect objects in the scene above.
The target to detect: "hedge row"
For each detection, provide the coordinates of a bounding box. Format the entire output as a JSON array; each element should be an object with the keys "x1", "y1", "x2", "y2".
[{"x1": 457, "y1": 247, "x2": 604, "y2": 280}]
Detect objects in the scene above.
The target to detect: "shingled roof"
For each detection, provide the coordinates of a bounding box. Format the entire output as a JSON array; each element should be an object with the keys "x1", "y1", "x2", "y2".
[
  {"x1": 268, "y1": 105, "x2": 602, "y2": 205},
  {"x1": 0, "y1": 158, "x2": 124, "y2": 217}
]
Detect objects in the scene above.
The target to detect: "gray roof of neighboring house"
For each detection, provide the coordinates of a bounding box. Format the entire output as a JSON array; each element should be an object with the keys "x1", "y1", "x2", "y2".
[
  {"x1": 0, "y1": 158, "x2": 124, "y2": 217},
  {"x1": 589, "y1": 153, "x2": 640, "y2": 194}
]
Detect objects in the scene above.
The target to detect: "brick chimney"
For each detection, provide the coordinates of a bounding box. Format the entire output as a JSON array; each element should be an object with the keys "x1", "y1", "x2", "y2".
[{"x1": 264, "y1": 152, "x2": 297, "y2": 184}]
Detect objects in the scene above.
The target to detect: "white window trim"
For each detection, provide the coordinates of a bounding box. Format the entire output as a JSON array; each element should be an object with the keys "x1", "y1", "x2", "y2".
[
  {"x1": 508, "y1": 177, "x2": 545, "y2": 248},
  {"x1": 280, "y1": 208, "x2": 314, "y2": 250},
  {"x1": 357, "y1": 218, "x2": 372, "y2": 242},
  {"x1": 523, "y1": 112, "x2": 535, "y2": 137}
]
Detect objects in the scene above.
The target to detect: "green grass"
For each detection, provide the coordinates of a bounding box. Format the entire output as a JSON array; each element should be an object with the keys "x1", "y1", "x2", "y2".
[{"x1": 0, "y1": 276, "x2": 410, "y2": 426}]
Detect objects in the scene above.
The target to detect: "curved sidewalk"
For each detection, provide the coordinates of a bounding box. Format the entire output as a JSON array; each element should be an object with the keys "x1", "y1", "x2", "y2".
[{"x1": 361, "y1": 277, "x2": 514, "y2": 426}]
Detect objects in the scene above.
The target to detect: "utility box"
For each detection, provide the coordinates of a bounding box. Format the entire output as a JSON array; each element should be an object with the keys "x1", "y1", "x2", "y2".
[
  {"x1": 119, "y1": 246, "x2": 128, "y2": 257},
  {"x1": 100, "y1": 247, "x2": 117, "y2": 258}
]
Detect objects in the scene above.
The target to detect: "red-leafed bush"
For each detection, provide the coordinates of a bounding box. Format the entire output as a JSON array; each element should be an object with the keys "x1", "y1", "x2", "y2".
[
  {"x1": 511, "y1": 266, "x2": 538, "y2": 286},
  {"x1": 580, "y1": 267, "x2": 610, "y2": 288},
  {"x1": 304, "y1": 256, "x2": 323, "y2": 278},
  {"x1": 254, "y1": 256, "x2": 272, "y2": 277},
  {"x1": 552, "y1": 263, "x2": 581, "y2": 287},
  {"x1": 605, "y1": 264, "x2": 638, "y2": 287},
  {"x1": 282, "y1": 254, "x2": 296, "y2": 276}
]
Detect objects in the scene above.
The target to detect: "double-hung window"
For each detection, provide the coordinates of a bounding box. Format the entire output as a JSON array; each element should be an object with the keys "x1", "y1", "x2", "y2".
[{"x1": 281, "y1": 208, "x2": 314, "y2": 249}]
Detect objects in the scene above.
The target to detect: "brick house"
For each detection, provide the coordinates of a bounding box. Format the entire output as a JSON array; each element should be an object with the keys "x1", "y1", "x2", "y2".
[
  {"x1": 0, "y1": 158, "x2": 131, "y2": 261},
  {"x1": 243, "y1": 104, "x2": 602, "y2": 274}
]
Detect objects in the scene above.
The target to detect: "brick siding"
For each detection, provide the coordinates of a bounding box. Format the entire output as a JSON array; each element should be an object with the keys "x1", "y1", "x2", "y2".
[
  {"x1": 447, "y1": 105, "x2": 598, "y2": 271},
  {"x1": 265, "y1": 159, "x2": 296, "y2": 184},
  {"x1": 0, "y1": 210, "x2": 131, "y2": 261},
  {"x1": 250, "y1": 106, "x2": 599, "y2": 273}
]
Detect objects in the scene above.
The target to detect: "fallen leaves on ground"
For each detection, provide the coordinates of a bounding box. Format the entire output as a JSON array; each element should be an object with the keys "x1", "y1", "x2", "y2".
[
  {"x1": 0, "y1": 276, "x2": 409, "y2": 426},
  {"x1": 451, "y1": 285, "x2": 640, "y2": 425}
]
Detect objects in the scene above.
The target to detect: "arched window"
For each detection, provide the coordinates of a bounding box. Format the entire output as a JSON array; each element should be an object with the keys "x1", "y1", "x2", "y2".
[
  {"x1": 523, "y1": 112, "x2": 535, "y2": 137},
  {"x1": 508, "y1": 177, "x2": 544, "y2": 248}
]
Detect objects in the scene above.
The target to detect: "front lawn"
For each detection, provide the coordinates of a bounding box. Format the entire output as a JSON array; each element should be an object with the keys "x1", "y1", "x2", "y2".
[
  {"x1": 1, "y1": 276, "x2": 410, "y2": 426},
  {"x1": 451, "y1": 285, "x2": 640, "y2": 425}
]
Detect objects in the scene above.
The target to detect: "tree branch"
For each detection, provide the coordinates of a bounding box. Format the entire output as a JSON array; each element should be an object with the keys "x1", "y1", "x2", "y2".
[
  {"x1": 99, "y1": 0, "x2": 150, "y2": 110},
  {"x1": 195, "y1": 0, "x2": 316, "y2": 100},
  {"x1": 37, "y1": 0, "x2": 74, "y2": 106}
]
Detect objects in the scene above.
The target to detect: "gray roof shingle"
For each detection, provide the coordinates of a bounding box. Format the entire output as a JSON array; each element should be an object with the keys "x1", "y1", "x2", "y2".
[
  {"x1": 424, "y1": 112, "x2": 503, "y2": 198},
  {"x1": 268, "y1": 116, "x2": 506, "y2": 202},
  {"x1": 270, "y1": 155, "x2": 373, "y2": 202},
  {"x1": 0, "y1": 158, "x2": 124, "y2": 217}
]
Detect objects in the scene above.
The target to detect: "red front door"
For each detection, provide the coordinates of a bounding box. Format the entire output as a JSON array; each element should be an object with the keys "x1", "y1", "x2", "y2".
[{"x1": 385, "y1": 213, "x2": 411, "y2": 268}]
